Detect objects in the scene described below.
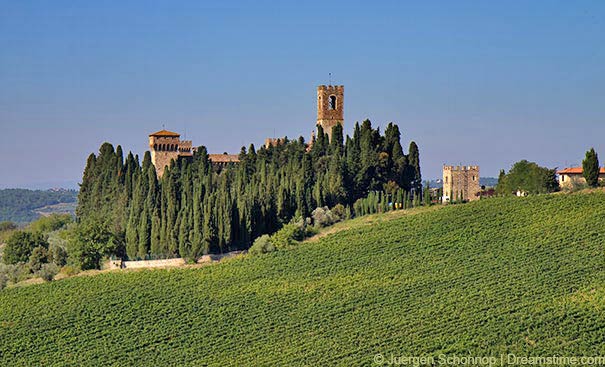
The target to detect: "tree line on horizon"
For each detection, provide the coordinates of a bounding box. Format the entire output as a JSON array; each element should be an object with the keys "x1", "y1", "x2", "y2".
[
  {"x1": 0, "y1": 189, "x2": 77, "y2": 223},
  {"x1": 74, "y1": 120, "x2": 421, "y2": 267}
]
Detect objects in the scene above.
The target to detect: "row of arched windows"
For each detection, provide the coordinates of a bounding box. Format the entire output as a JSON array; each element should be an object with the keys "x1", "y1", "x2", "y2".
[{"x1": 153, "y1": 143, "x2": 178, "y2": 152}]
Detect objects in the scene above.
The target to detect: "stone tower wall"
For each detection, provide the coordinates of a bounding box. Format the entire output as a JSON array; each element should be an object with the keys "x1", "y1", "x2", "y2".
[
  {"x1": 149, "y1": 136, "x2": 180, "y2": 178},
  {"x1": 316, "y1": 85, "x2": 344, "y2": 141},
  {"x1": 179, "y1": 140, "x2": 192, "y2": 156},
  {"x1": 442, "y1": 165, "x2": 480, "y2": 202}
]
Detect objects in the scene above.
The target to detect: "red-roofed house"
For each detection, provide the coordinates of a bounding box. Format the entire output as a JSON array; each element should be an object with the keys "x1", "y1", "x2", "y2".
[{"x1": 557, "y1": 167, "x2": 605, "y2": 188}]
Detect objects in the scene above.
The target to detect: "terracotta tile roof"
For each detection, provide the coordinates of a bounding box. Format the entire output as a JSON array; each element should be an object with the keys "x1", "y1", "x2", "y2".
[
  {"x1": 557, "y1": 167, "x2": 605, "y2": 174},
  {"x1": 149, "y1": 129, "x2": 180, "y2": 137},
  {"x1": 208, "y1": 154, "x2": 240, "y2": 163}
]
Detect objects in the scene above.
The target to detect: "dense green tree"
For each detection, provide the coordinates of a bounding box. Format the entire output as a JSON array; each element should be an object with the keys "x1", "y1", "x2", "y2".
[
  {"x1": 68, "y1": 220, "x2": 117, "y2": 270},
  {"x1": 3, "y1": 231, "x2": 48, "y2": 265},
  {"x1": 582, "y1": 148, "x2": 600, "y2": 188},
  {"x1": 498, "y1": 169, "x2": 506, "y2": 188},
  {"x1": 28, "y1": 246, "x2": 48, "y2": 273},
  {"x1": 496, "y1": 160, "x2": 559, "y2": 195}
]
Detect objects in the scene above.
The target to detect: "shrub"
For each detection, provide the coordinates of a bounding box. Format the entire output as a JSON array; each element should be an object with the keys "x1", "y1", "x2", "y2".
[
  {"x1": 28, "y1": 246, "x2": 49, "y2": 273},
  {"x1": 39, "y1": 263, "x2": 59, "y2": 282},
  {"x1": 331, "y1": 204, "x2": 347, "y2": 222},
  {"x1": 0, "y1": 272, "x2": 6, "y2": 290},
  {"x1": 312, "y1": 207, "x2": 333, "y2": 228},
  {"x1": 271, "y1": 223, "x2": 304, "y2": 249},
  {"x1": 49, "y1": 244, "x2": 68, "y2": 267},
  {"x1": 0, "y1": 221, "x2": 18, "y2": 232},
  {"x1": 569, "y1": 180, "x2": 588, "y2": 193},
  {"x1": 3, "y1": 231, "x2": 48, "y2": 265},
  {"x1": 0, "y1": 263, "x2": 28, "y2": 284},
  {"x1": 248, "y1": 235, "x2": 275, "y2": 256},
  {"x1": 304, "y1": 225, "x2": 319, "y2": 238},
  {"x1": 29, "y1": 214, "x2": 73, "y2": 234},
  {"x1": 311, "y1": 206, "x2": 347, "y2": 228},
  {"x1": 61, "y1": 265, "x2": 80, "y2": 277}
]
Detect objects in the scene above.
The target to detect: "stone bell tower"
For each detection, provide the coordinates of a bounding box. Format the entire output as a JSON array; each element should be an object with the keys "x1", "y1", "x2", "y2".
[
  {"x1": 149, "y1": 129, "x2": 191, "y2": 178},
  {"x1": 316, "y1": 85, "x2": 344, "y2": 142}
]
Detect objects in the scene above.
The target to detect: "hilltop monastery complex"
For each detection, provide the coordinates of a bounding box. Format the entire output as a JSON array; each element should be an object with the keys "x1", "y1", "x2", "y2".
[
  {"x1": 148, "y1": 84, "x2": 487, "y2": 203},
  {"x1": 149, "y1": 85, "x2": 346, "y2": 178}
]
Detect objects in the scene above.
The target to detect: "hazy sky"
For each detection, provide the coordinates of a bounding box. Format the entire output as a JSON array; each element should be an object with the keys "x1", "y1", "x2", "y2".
[{"x1": 1, "y1": 1, "x2": 604, "y2": 189}]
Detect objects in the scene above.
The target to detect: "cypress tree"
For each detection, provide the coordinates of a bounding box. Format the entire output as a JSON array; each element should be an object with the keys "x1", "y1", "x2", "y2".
[
  {"x1": 150, "y1": 210, "x2": 161, "y2": 256},
  {"x1": 582, "y1": 148, "x2": 600, "y2": 188},
  {"x1": 138, "y1": 204, "x2": 151, "y2": 258},
  {"x1": 76, "y1": 153, "x2": 97, "y2": 219},
  {"x1": 330, "y1": 124, "x2": 344, "y2": 154},
  {"x1": 77, "y1": 124, "x2": 423, "y2": 260},
  {"x1": 408, "y1": 141, "x2": 421, "y2": 194}
]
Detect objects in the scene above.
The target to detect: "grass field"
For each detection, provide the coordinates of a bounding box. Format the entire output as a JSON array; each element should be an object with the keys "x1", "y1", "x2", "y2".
[{"x1": 2, "y1": 192, "x2": 605, "y2": 366}]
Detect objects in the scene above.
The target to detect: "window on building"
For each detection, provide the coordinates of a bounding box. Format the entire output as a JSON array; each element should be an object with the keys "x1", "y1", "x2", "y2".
[
  {"x1": 329, "y1": 95, "x2": 336, "y2": 110},
  {"x1": 445, "y1": 177, "x2": 448, "y2": 183}
]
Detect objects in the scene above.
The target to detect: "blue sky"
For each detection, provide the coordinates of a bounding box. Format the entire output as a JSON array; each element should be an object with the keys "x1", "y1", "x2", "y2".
[{"x1": 1, "y1": 1, "x2": 604, "y2": 189}]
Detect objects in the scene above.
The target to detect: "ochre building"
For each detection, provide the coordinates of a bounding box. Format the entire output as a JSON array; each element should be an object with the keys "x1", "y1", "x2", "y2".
[
  {"x1": 316, "y1": 85, "x2": 344, "y2": 142},
  {"x1": 149, "y1": 130, "x2": 238, "y2": 178},
  {"x1": 442, "y1": 165, "x2": 480, "y2": 202}
]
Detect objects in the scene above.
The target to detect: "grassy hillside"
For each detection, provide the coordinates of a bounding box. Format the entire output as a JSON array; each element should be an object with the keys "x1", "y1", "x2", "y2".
[{"x1": 2, "y1": 193, "x2": 605, "y2": 365}]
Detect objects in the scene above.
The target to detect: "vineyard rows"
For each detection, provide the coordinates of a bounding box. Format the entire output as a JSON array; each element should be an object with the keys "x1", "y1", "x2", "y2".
[{"x1": 2, "y1": 192, "x2": 605, "y2": 365}]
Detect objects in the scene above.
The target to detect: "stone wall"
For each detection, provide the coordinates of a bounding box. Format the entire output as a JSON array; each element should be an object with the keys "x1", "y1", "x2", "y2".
[
  {"x1": 559, "y1": 173, "x2": 605, "y2": 189},
  {"x1": 123, "y1": 258, "x2": 185, "y2": 269},
  {"x1": 443, "y1": 165, "x2": 480, "y2": 202},
  {"x1": 105, "y1": 251, "x2": 243, "y2": 270}
]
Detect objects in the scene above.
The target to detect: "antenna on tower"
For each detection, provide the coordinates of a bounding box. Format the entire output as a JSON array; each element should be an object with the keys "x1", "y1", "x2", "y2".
[
  {"x1": 162, "y1": 123, "x2": 165, "y2": 130},
  {"x1": 329, "y1": 72, "x2": 332, "y2": 85}
]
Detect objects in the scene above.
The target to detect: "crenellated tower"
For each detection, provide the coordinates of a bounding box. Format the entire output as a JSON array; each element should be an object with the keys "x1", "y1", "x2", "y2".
[
  {"x1": 442, "y1": 165, "x2": 480, "y2": 203},
  {"x1": 149, "y1": 130, "x2": 183, "y2": 178},
  {"x1": 316, "y1": 85, "x2": 344, "y2": 142}
]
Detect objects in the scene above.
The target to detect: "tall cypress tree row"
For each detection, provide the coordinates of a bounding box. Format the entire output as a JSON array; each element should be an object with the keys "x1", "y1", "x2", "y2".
[{"x1": 77, "y1": 121, "x2": 421, "y2": 261}]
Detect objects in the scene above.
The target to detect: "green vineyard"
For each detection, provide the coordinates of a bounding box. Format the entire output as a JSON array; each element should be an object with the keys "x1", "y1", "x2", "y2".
[{"x1": 2, "y1": 192, "x2": 605, "y2": 366}]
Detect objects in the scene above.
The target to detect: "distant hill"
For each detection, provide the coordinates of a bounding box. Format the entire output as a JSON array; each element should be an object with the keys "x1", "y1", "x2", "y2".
[
  {"x1": 2, "y1": 192, "x2": 605, "y2": 365},
  {"x1": 0, "y1": 188, "x2": 78, "y2": 223},
  {"x1": 428, "y1": 177, "x2": 498, "y2": 189}
]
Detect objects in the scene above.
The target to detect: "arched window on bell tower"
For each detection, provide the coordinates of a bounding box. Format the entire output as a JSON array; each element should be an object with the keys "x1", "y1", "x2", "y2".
[{"x1": 329, "y1": 95, "x2": 336, "y2": 110}]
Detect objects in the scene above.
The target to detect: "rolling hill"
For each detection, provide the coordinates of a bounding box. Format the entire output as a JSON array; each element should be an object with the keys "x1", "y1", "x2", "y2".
[
  {"x1": 1, "y1": 192, "x2": 605, "y2": 365},
  {"x1": 0, "y1": 189, "x2": 77, "y2": 223}
]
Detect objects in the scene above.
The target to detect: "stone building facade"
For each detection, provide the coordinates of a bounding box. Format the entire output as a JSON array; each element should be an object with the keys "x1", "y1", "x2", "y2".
[
  {"x1": 557, "y1": 167, "x2": 605, "y2": 189},
  {"x1": 149, "y1": 129, "x2": 239, "y2": 177},
  {"x1": 316, "y1": 85, "x2": 344, "y2": 142},
  {"x1": 264, "y1": 137, "x2": 285, "y2": 149},
  {"x1": 151, "y1": 84, "x2": 345, "y2": 177},
  {"x1": 442, "y1": 165, "x2": 480, "y2": 202},
  {"x1": 149, "y1": 130, "x2": 192, "y2": 178}
]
